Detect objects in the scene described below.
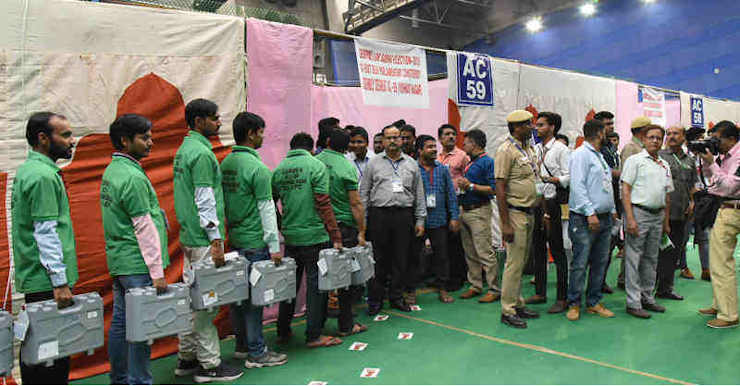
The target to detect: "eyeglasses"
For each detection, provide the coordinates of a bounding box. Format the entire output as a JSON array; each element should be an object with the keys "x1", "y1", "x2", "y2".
[{"x1": 646, "y1": 136, "x2": 663, "y2": 142}]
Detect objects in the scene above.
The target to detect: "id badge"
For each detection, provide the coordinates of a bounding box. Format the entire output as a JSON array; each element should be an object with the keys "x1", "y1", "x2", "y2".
[
  {"x1": 602, "y1": 177, "x2": 612, "y2": 193},
  {"x1": 426, "y1": 194, "x2": 436, "y2": 208},
  {"x1": 392, "y1": 176, "x2": 403, "y2": 193}
]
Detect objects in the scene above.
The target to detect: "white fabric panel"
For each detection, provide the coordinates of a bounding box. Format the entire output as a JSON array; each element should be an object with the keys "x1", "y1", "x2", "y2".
[
  {"x1": 447, "y1": 52, "x2": 520, "y2": 155},
  {"x1": 704, "y1": 97, "x2": 740, "y2": 126},
  {"x1": 517, "y1": 64, "x2": 616, "y2": 145},
  {"x1": 679, "y1": 91, "x2": 695, "y2": 128},
  {"x1": 0, "y1": 0, "x2": 245, "y2": 173}
]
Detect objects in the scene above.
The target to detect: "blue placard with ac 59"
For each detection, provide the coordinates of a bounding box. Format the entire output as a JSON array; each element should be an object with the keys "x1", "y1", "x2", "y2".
[
  {"x1": 690, "y1": 96, "x2": 704, "y2": 128},
  {"x1": 457, "y1": 53, "x2": 494, "y2": 107}
]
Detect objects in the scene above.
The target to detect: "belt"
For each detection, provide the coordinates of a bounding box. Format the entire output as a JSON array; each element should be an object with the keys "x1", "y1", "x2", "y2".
[
  {"x1": 462, "y1": 201, "x2": 490, "y2": 211},
  {"x1": 508, "y1": 205, "x2": 532, "y2": 214},
  {"x1": 721, "y1": 201, "x2": 740, "y2": 210},
  {"x1": 633, "y1": 204, "x2": 664, "y2": 215}
]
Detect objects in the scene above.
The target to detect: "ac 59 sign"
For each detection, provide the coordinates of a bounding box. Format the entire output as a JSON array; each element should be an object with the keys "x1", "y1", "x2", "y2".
[
  {"x1": 457, "y1": 53, "x2": 494, "y2": 107},
  {"x1": 690, "y1": 96, "x2": 704, "y2": 128}
]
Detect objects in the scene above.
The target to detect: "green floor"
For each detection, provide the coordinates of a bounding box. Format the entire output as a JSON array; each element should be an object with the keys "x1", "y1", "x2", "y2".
[{"x1": 75, "y1": 242, "x2": 740, "y2": 385}]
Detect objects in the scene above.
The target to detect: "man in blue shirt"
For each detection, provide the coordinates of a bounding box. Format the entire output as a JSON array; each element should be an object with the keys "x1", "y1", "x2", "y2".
[
  {"x1": 457, "y1": 129, "x2": 500, "y2": 303},
  {"x1": 565, "y1": 119, "x2": 616, "y2": 321},
  {"x1": 409, "y1": 135, "x2": 460, "y2": 303}
]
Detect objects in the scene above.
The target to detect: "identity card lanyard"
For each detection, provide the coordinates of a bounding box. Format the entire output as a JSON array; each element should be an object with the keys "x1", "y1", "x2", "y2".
[
  {"x1": 508, "y1": 138, "x2": 538, "y2": 175},
  {"x1": 425, "y1": 167, "x2": 436, "y2": 208},
  {"x1": 388, "y1": 158, "x2": 404, "y2": 193},
  {"x1": 588, "y1": 147, "x2": 611, "y2": 192},
  {"x1": 672, "y1": 153, "x2": 692, "y2": 170},
  {"x1": 355, "y1": 159, "x2": 365, "y2": 178}
]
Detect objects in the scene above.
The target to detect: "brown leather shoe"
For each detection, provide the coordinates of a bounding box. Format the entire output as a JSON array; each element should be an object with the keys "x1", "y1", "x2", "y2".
[
  {"x1": 548, "y1": 300, "x2": 568, "y2": 314},
  {"x1": 626, "y1": 307, "x2": 651, "y2": 319},
  {"x1": 707, "y1": 319, "x2": 739, "y2": 329},
  {"x1": 698, "y1": 307, "x2": 718, "y2": 316},
  {"x1": 680, "y1": 268, "x2": 695, "y2": 279},
  {"x1": 524, "y1": 294, "x2": 547, "y2": 304},
  {"x1": 478, "y1": 292, "x2": 501, "y2": 303},
  {"x1": 566, "y1": 305, "x2": 580, "y2": 321},
  {"x1": 460, "y1": 288, "x2": 482, "y2": 299},
  {"x1": 587, "y1": 303, "x2": 615, "y2": 318},
  {"x1": 701, "y1": 269, "x2": 711, "y2": 281}
]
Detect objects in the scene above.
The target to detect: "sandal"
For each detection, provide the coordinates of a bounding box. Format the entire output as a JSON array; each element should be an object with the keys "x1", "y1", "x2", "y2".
[
  {"x1": 438, "y1": 290, "x2": 455, "y2": 303},
  {"x1": 338, "y1": 323, "x2": 368, "y2": 337},
  {"x1": 306, "y1": 335, "x2": 343, "y2": 348}
]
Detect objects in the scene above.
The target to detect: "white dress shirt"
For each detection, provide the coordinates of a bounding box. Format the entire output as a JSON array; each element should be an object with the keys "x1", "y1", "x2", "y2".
[
  {"x1": 346, "y1": 149, "x2": 376, "y2": 179},
  {"x1": 537, "y1": 137, "x2": 571, "y2": 200}
]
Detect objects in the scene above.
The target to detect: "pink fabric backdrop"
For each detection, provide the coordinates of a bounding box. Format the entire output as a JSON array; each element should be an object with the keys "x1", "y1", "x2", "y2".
[
  {"x1": 311, "y1": 79, "x2": 450, "y2": 141},
  {"x1": 615, "y1": 80, "x2": 680, "y2": 150}
]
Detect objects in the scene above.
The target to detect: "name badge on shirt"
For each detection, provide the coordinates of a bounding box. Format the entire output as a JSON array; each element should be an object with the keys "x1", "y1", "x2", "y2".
[
  {"x1": 392, "y1": 176, "x2": 404, "y2": 193},
  {"x1": 426, "y1": 194, "x2": 436, "y2": 208}
]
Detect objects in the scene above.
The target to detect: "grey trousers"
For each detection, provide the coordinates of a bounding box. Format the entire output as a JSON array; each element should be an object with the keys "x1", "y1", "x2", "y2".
[{"x1": 624, "y1": 207, "x2": 664, "y2": 309}]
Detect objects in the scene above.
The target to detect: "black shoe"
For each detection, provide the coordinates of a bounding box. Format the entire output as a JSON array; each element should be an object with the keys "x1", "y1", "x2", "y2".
[
  {"x1": 656, "y1": 292, "x2": 684, "y2": 301},
  {"x1": 601, "y1": 284, "x2": 614, "y2": 294},
  {"x1": 515, "y1": 307, "x2": 540, "y2": 319},
  {"x1": 626, "y1": 307, "x2": 651, "y2": 319},
  {"x1": 390, "y1": 299, "x2": 411, "y2": 312},
  {"x1": 367, "y1": 303, "x2": 381, "y2": 316},
  {"x1": 642, "y1": 302, "x2": 666, "y2": 313},
  {"x1": 501, "y1": 313, "x2": 527, "y2": 328},
  {"x1": 193, "y1": 363, "x2": 244, "y2": 383},
  {"x1": 174, "y1": 359, "x2": 199, "y2": 376}
]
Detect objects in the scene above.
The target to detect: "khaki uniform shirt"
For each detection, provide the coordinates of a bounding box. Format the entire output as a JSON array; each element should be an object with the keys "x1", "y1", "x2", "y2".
[
  {"x1": 620, "y1": 137, "x2": 645, "y2": 166},
  {"x1": 495, "y1": 136, "x2": 538, "y2": 208}
]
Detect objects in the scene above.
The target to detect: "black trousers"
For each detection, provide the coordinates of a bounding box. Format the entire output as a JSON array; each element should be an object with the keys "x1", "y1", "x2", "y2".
[
  {"x1": 337, "y1": 224, "x2": 360, "y2": 332},
  {"x1": 447, "y1": 226, "x2": 468, "y2": 289},
  {"x1": 367, "y1": 207, "x2": 413, "y2": 304},
  {"x1": 538, "y1": 199, "x2": 568, "y2": 300},
  {"x1": 408, "y1": 226, "x2": 451, "y2": 291},
  {"x1": 21, "y1": 291, "x2": 71, "y2": 385},
  {"x1": 531, "y1": 206, "x2": 548, "y2": 296},
  {"x1": 656, "y1": 219, "x2": 688, "y2": 294}
]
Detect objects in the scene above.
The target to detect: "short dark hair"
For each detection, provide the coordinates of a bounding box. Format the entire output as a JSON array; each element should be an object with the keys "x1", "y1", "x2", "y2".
[
  {"x1": 382, "y1": 124, "x2": 398, "y2": 137},
  {"x1": 290, "y1": 132, "x2": 314, "y2": 151},
  {"x1": 350, "y1": 126, "x2": 369, "y2": 141},
  {"x1": 583, "y1": 119, "x2": 605, "y2": 140},
  {"x1": 644, "y1": 124, "x2": 665, "y2": 138},
  {"x1": 465, "y1": 129, "x2": 486, "y2": 149},
  {"x1": 438, "y1": 124, "x2": 457, "y2": 138},
  {"x1": 593, "y1": 111, "x2": 614, "y2": 121},
  {"x1": 555, "y1": 133, "x2": 570, "y2": 146},
  {"x1": 374, "y1": 132, "x2": 384, "y2": 140},
  {"x1": 26, "y1": 112, "x2": 65, "y2": 147},
  {"x1": 538, "y1": 112, "x2": 562, "y2": 134},
  {"x1": 317, "y1": 117, "x2": 340, "y2": 148},
  {"x1": 400, "y1": 124, "x2": 416, "y2": 137},
  {"x1": 232, "y1": 112, "x2": 265, "y2": 144},
  {"x1": 714, "y1": 120, "x2": 739, "y2": 140},
  {"x1": 328, "y1": 129, "x2": 350, "y2": 153},
  {"x1": 185, "y1": 98, "x2": 218, "y2": 128},
  {"x1": 606, "y1": 131, "x2": 619, "y2": 139},
  {"x1": 415, "y1": 134, "x2": 435, "y2": 152},
  {"x1": 392, "y1": 119, "x2": 406, "y2": 128},
  {"x1": 109, "y1": 114, "x2": 152, "y2": 150}
]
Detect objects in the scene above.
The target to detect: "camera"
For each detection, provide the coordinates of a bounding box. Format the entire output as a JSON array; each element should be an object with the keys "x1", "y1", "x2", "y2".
[{"x1": 687, "y1": 136, "x2": 720, "y2": 155}]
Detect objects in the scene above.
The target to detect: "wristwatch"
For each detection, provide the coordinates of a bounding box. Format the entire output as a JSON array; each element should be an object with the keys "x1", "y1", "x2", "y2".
[{"x1": 468, "y1": 183, "x2": 475, "y2": 191}]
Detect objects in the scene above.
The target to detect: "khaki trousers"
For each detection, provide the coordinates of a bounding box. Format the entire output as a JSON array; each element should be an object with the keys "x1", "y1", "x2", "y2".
[
  {"x1": 178, "y1": 245, "x2": 221, "y2": 369},
  {"x1": 501, "y1": 209, "x2": 534, "y2": 316},
  {"x1": 461, "y1": 203, "x2": 500, "y2": 293},
  {"x1": 709, "y1": 208, "x2": 740, "y2": 322}
]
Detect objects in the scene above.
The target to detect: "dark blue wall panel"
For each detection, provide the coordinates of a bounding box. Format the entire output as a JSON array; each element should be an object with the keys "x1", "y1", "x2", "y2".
[{"x1": 464, "y1": 0, "x2": 740, "y2": 100}]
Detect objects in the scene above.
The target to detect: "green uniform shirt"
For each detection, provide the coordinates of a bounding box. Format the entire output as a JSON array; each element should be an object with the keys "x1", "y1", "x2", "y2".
[
  {"x1": 11, "y1": 150, "x2": 78, "y2": 293},
  {"x1": 221, "y1": 146, "x2": 272, "y2": 250},
  {"x1": 272, "y1": 149, "x2": 330, "y2": 246},
  {"x1": 316, "y1": 149, "x2": 358, "y2": 227},
  {"x1": 101, "y1": 154, "x2": 170, "y2": 277},
  {"x1": 173, "y1": 130, "x2": 225, "y2": 247}
]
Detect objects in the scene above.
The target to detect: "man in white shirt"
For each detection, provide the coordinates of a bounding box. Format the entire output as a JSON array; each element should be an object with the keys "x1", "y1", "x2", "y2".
[
  {"x1": 531, "y1": 112, "x2": 570, "y2": 314},
  {"x1": 346, "y1": 126, "x2": 375, "y2": 181},
  {"x1": 621, "y1": 125, "x2": 674, "y2": 319}
]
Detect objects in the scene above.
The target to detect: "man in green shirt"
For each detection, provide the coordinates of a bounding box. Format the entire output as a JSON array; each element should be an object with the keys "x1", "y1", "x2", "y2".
[
  {"x1": 316, "y1": 130, "x2": 369, "y2": 337},
  {"x1": 101, "y1": 114, "x2": 169, "y2": 384},
  {"x1": 12, "y1": 112, "x2": 77, "y2": 384},
  {"x1": 173, "y1": 99, "x2": 242, "y2": 383},
  {"x1": 221, "y1": 112, "x2": 287, "y2": 368},
  {"x1": 273, "y1": 133, "x2": 344, "y2": 348}
]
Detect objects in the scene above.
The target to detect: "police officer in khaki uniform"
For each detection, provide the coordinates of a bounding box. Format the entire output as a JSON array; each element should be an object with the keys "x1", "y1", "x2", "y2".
[{"x1": 495, "y1": 110, "x2": 542, "y2": 329}]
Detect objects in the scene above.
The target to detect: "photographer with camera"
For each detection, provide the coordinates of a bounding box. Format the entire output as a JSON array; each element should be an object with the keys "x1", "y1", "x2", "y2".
[{"x1": 696, "y1": 121, "x2": 740, "y2": 328}]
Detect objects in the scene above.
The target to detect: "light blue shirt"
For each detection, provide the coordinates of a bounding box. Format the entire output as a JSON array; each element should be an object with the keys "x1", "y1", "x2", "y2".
[{"x1": 568, "y1": 142, "x2": 616, "y2": 216}]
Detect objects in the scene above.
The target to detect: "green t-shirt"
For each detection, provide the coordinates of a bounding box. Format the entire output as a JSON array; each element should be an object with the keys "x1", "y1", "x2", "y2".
[
  {"x1": 11, "y1": 150, "x2": 78, "y2": 293},
  {"x1": 315, "y1": 149, "x2": 358, "y2": 227},
  {"x1": 272, "y1": 149, "x2": 330, "y2": 246},
  {"x1": 173, "y1": 130, "x2": 225, "y2": 247},
  {"x1": 221, "y1": 146, "x2": 272, "y2": 250},
  {"x1": 101, "y1": 154, "x2": 170, "y2": 277}
]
